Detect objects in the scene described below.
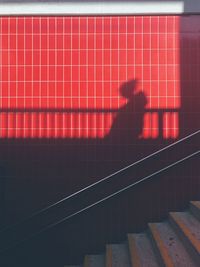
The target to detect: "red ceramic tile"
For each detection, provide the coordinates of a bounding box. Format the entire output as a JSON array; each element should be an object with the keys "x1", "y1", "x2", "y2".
[{"x1": 0, "y1": 15, "x2": 183, "y2": 139}]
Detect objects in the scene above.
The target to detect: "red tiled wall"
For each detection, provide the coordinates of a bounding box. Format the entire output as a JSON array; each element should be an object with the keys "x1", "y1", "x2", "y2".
[
  {"x1": 1, "y1": 15, "x2": 200, "y2": 226},
  {"x1": 0, "y1": 16, "x2": 180, "y2": 139}
]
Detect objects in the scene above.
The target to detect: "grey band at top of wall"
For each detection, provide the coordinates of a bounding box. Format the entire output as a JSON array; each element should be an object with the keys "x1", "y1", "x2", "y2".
[{"x1": 0, "y1": 1, "x2": 198, "y2": 16}]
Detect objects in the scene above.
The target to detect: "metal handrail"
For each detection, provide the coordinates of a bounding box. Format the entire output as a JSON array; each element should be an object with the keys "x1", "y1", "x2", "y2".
[
  {"x1": 31, "y1": 150, "x2": 200, "y2": 233},
  {"x1": 1, "y1": 129, "x2": 199, "y2": 233},
  {"x1": 1, "y1": 149, "x2": 199, "y2": 252}
]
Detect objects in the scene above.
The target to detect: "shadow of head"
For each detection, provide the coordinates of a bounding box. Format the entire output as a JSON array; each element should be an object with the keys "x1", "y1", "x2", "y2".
[{"x1": 120, "y1": 79, "x2": 138, "y2": 99}]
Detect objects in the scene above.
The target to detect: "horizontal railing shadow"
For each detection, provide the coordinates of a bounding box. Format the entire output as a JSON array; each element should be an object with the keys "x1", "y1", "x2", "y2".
[
  {"x1": 0, "y1": 108, "x2": 179, "y2": 113},
  {"x1": 0, "y1": 107, "x2": 179, "y2": 140}
]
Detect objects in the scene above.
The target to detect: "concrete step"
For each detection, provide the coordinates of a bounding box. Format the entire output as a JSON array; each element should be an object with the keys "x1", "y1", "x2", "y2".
[
  {"x1": 84, "y1": 254, "x2": 105, "y2": 267},
  {"x1": 170, "y1": 211, "x2": 200, "y2": 263},
  {"x1": 149, "y1": 221, "x2": 198, "y2": 267},
  {"x1": 106, "y1": 243, "x2": 131, "y2": 267},
  {"x1": 128, "y1": 233, "x2": 159, "y2": 267},
  {"x1": 66, "y1": 200, "x2": 200, "y2": 267},
  {"x1": 190, "y1": 201, "x2": 200, "y2": 221}
]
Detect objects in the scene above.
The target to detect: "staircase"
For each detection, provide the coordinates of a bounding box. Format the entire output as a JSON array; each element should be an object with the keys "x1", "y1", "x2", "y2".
[{"x1": 65, "y1": 201, "x2": 200, "y2": 266}]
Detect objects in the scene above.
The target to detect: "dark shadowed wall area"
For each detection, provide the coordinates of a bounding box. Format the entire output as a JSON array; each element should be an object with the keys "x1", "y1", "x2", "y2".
[{"x1": 0, "y1": 16, "x2": 199, "y2": 228}]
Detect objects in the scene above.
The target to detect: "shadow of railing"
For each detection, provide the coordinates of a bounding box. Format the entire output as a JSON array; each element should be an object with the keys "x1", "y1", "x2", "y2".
[{"x1": 0, "y1": 107, "x2": 179, "y2": 140}]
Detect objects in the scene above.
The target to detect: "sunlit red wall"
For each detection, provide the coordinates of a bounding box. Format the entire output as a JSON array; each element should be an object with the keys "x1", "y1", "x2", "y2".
[
  {"x1": 1, "y1": 14, "x2": 200, "y2": 229},
  {"x1": 0, "y1": 16, "x2": 180, "y2": 140}
]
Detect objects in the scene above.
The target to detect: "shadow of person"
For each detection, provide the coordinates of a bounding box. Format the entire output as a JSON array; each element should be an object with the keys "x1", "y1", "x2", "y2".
[{"x1": 107, "y1": 79, "x2": 147, "y2": 143}]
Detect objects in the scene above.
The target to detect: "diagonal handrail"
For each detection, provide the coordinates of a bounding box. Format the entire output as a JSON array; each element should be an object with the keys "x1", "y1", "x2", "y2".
[
  {"x1": 1, "y1": 129, "x2": 199, "y2": 234},
  {"x1": 1, "y1": 149, "x2": 199, "y2": 253}
]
